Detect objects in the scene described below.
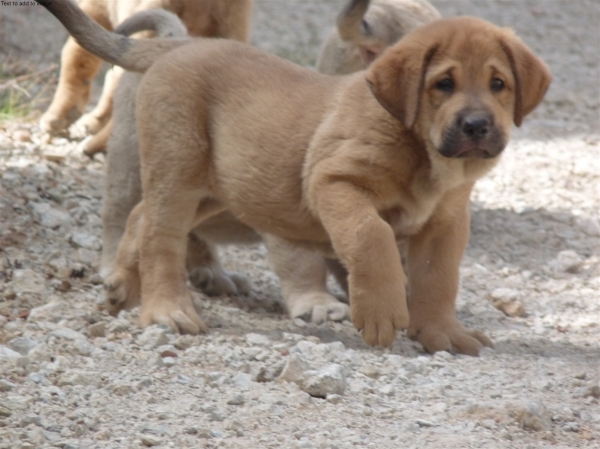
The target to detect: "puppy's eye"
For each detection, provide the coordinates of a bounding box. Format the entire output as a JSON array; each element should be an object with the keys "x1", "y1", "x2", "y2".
[
  {"x1": 435, "y1": 78, "x2": 454, "y2": 92},
  {"x1": 490, "y1": 78, "x2": 505, "y2": 92}
]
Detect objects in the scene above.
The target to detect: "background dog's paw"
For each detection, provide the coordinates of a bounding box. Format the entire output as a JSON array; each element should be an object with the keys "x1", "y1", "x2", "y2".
[
  {"x1": 288, "y1": 292, "x2": 350, "y2": 324},
  {"x1": 189, "y1": 266, "x2": 250, "y2": 296},
  {"x1": 139, "y1": 295, "x2": 207, "y2": 334},
  {"x1": 69, "y1": 113, "x2": 103, "y2": 139},
  {"x1": 104, "y1": 269, "x2": 140, "y2": 316},
  {"x1": 40, "y1": 106, "x2": 81, "y2": 134},
  {"x1": 408, "y1": 317, "x2": 493, "y2": 356}
]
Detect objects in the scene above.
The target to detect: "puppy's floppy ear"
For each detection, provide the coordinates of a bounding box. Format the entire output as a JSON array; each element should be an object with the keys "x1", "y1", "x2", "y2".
[
  {"x1": 365, "y1": 40, "x2": 438, "y2": 129},
  {"x1": 499, "y1": 34, "x2": 552, "y2": 127}
]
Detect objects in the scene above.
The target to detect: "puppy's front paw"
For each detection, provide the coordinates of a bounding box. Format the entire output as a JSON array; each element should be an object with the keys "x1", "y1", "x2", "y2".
[
  {"x1": 189, "y1": 266, "x2": 250, "y2": 296},
  {"x1": 104, "y1": 269, "x2": 140, "y2": 316},
  {"x1": 287, "y1": 292, "x2": 350, "y2": 324},
  {"x1": 139, "y1": 293, "x2": 207, "y2": 335},
  {"x1": 351, "y1": 290, "x2": 409, "y2": 348},
  {"x1": 408, "y1": 316, "x2": 493, "y2": 356}
]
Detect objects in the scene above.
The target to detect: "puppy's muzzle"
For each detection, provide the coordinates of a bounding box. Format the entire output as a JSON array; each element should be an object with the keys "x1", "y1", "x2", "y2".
[{"x1": 438, "y1": 110, "x2": 505, "y2": 159}]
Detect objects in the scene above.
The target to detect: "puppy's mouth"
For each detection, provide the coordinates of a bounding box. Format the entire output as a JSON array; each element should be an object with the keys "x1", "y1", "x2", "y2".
[{"x1": 451, "y1": 139, "x2": 501, "y2": 159}]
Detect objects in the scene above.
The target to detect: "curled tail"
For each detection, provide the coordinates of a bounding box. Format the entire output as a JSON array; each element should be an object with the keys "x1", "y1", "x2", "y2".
[
  {"x1": 114, "y1": 9, "x2": 188, "y2": 39},
  {"x1": 337, "y1": 0, "x2": 371, "y2": 42},
  {"x1": 36, "y1": 0, "x2": 188, "y2": 72}
]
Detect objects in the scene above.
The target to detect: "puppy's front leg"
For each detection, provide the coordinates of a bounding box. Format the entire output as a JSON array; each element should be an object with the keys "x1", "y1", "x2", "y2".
[
  {"x1": 315, "y1": 183, "x2": 409, "y2": 347},
  {"x1": 406, "y1": 183, "x2": 493, "y2": 356}
]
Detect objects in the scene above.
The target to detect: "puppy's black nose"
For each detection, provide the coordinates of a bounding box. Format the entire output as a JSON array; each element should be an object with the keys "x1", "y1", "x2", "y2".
[{"x1": 462, "y1": 116, "x2": 490, "y2": 139}]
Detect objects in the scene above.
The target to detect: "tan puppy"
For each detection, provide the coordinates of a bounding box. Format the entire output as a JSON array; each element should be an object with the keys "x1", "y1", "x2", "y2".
[
  {"x1": 38, "y1": 0, "x2": 551, "y2": 354},
  {"x1": 101, "y1": 0, "x2": 440, "y2": 324},
  {"x1": 317, "y1": 0, "x2": 440, "y2": 75},
  {"x1": 39, "y1": 0, "x2": 253, "y2": 151}
]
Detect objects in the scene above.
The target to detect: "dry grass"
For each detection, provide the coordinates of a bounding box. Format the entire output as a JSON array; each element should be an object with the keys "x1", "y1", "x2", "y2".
[{"x1": 0, "y1": 53, "x2": 58, "y2": 123}]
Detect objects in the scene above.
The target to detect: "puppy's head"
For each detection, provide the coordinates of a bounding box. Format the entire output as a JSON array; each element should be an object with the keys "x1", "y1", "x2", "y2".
[{"x1": 365, "y1": 17, "x2": 552, "y2": 159}]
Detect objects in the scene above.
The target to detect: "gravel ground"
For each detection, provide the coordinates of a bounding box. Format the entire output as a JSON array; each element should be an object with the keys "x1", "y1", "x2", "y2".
[{"x1": 0, "y1": 1, "x2": 599, "y2": 448}]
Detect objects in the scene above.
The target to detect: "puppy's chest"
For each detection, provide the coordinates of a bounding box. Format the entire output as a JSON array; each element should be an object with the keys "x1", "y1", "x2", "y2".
[{"x1": 379, "y1": 188, "x2": 444, "y2": 238}]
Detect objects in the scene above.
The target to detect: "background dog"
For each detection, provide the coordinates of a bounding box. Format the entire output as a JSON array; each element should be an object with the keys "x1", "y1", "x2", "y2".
[
  {"x1": 101, "y1": 0, "x2": 440, "y2": 326},
  {"x1": 317, "y1": 0, "x2": 440, "y2": 75},
  {"x1": 37, "y1": 0, "x2": 550, "y2": 354},
  {"x1": 39, "y1": 0, "x2": 253, "y2": 154}
]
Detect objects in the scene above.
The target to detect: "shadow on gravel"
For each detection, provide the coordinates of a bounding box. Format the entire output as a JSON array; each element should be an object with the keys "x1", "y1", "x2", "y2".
[
  {"x1": 493, "y1": 338, "x2": 600, "y2": 362},
  {"x1": 467, "y1": 206, "x2": 598, "y2": 272}
]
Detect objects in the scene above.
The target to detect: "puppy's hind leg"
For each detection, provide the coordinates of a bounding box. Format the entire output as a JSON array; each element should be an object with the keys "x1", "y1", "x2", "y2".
[
  {"x1": 264, "y1": 235, "x2": 350, "y2": 324},
  {"x1": 138, "y1": 191, "x2": 224, "y2": 334}
]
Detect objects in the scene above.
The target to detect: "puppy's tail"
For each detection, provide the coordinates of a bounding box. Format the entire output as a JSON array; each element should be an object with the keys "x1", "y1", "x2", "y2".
[
  {"x1": 36, "y1": 0, "x2": 188, "y2": 72},
  {"x1": 114, "y1": 9, "x2": 188, "y2": 39},
  {"x1": 337, "y1": 0, "x2": 371, "y2": 42}
]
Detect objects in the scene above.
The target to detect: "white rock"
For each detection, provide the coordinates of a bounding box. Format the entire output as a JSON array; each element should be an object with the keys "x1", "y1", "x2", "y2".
[
  {"x1": 8, "y1": 336, "x2": 39, "y2": 355},
  {"x1": 140, "y1": 434, "x2": 163, "y2": 447},
  {"x1": 245, "y1": 333, "x2": 271, "y2": 346},
  {"x1": 88, "y1": 322, "x2": 106, "y2": 337},
  {"x1": 416, "y1": 418, "x2": 436, "y2": 427},
  {"x1": 73, "y1": 340, "x2": 95, "y2": 356},
  {"x1": 553, "y1": 250, "x2": 583, "y2": 273},
  {"x1": 0, "y1": 345, "x2": 21, "y2": 360},
  {"x1": 51, "y1": 328, "x2": 86, "y2": 341},
  {"x1": 163, "y1": 357, "x2": 176, "y2": 367},
  {"x1": 378, "y1": 385, "x2": 395, "y2": 396},
  {"x1": 348, "y1": 378, "x2": 371, "y2": 394},
  {"x1": 28, "y1": 343, "x2": 53, "y2": 363},
  {"x1": 291, "y1": 340, "x2": 317, "y2": 356},
  {"x1": 300, "y1": 364, "x2": 346, "y2": 398},
  {"x1": 490, "y1": 288, "x2": 522, "y2": 301},
  {"x1": 40, "y1": 208, "x2": 73, "y2": 229},
  {"x1": 70, "y1": 232, "x2": 102, "y2": 250},
  {"x1": 0, "y1": 379, "x2": 16, "y2": 391},
  {"x1": 11, "y1": 269, "x2": 46, "y2": 294},
  {"x1": 279, "y1": 354, "x2": 309, "y2": 383},
  {"x1": 137, "y1": 326, "x2": 170, "y2": 349},
  {"x1": 28, "y1": 300, "x2": 71, "y2": 323},
  {"x1": 326, "y1": 394, "x2": 343, "y2": 404},
  {"x1": 227, "y1": 394, "x2": 246, "y2": 405},
  {"x1": 58, "y1": 370, "x2": 100, "y2": 387},
  {"x1": 231, "y1": 373, "x2": 253, "y2": 390},
  {"x1": 107, "y1": 318, "x2": 130, "y2": 334}
]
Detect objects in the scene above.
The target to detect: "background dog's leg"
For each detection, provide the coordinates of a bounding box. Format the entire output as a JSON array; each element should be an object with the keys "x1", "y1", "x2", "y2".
[
  {"x1": 325, "y1": 257, "x2": 349, "y2": 298},
  {"x1": 39, "y1": 0, "x2": 111, "y2": 133},
  {"x1": 263, "y1": 234, "x2": 350, "y2": 324},
  {"x1": 104, "y1": 201, "x2": 144, "y2": 316},
  {"x1": 100, "y1": 73, "x2": 142, "y2": 279},
  {"x1": 81, "y1": 116, "x2": 113, "y2": 157},
  {"x1": 212, "y1": 0, "x2": 254, "y2": 42},
  {"x1": 70, "y1": 66, "x2": 124, "y2": 140},
  {"x1": 313, "y1": 182, "x2": 409, "y2": 347},
  {"x1": 406, "y1": 183, "x2": 493, "y2": 356},
  {"x1": 187, "y1": 233, "x2": 250, "y2": 296}
]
